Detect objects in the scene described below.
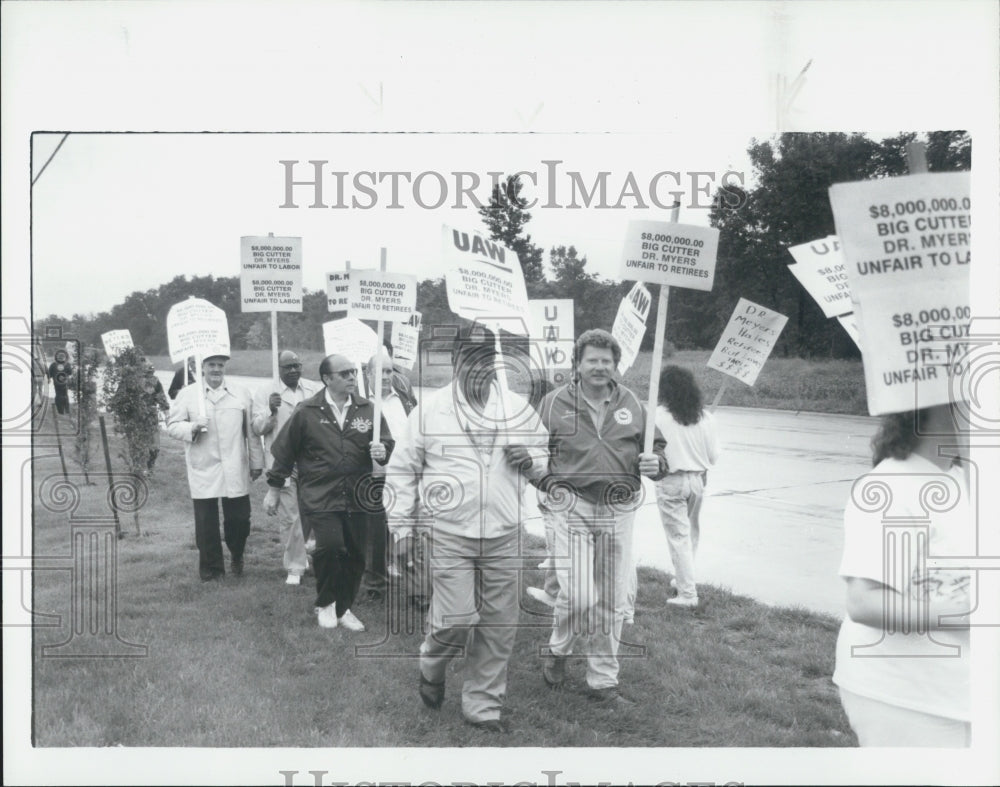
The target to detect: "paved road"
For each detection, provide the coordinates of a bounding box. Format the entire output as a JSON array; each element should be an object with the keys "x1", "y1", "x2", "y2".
[{"x1": 156, "y1": 372, "x2": 877, "y2": 619}]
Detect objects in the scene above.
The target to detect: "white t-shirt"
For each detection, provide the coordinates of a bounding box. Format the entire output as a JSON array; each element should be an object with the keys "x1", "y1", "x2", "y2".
[
  {"x1": 832, "y1": 453, "x2": 972, "y2": 721},
  {"x1": 654, "y1": 406, "x2": 719, "y2": 472}
]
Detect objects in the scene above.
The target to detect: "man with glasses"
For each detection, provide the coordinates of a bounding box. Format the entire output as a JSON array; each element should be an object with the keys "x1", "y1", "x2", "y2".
[
  {"x1": 252, "y1": 350, "x2": 322, "y2": 586},
  {"x1": 264, "y1": 354, "x2": 393, "y2": 631}
]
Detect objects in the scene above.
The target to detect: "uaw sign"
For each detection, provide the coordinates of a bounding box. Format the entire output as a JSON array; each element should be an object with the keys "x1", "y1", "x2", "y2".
[
  {"x1": 528, "y1": 299, "x2": 574, "y2": 385},
  {"x1": 611, "y1": 282, "x2": 652, "y2": 375},
  {"x1": 240, "y1": 235, "x2": 303, "y2": 312}
]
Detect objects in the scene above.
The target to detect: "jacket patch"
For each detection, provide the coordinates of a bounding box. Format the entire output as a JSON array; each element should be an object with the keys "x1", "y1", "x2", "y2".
[
  {"x1": 614, "y1": 407, "x2": 633, "y2": 425},
  {"x1": 350, "y1": 416, "x2": 372, "y2": 434}
]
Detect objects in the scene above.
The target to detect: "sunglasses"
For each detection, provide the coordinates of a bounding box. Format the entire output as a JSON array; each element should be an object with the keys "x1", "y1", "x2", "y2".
[{"x1": 332, "y1": 369, "x2": 357, "y2": 379}]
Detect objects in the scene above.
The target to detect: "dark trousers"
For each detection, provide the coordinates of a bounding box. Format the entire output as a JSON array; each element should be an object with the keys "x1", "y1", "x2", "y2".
[
  {"x1": 362, "y1": 509, "x2": 389, "y2": 592},
  {"x1": 303, "y1": 509, "x2": 366, "y2": 612},
  {"x1": 193, "y1": 495, "x2": 251, "y2": 580}
]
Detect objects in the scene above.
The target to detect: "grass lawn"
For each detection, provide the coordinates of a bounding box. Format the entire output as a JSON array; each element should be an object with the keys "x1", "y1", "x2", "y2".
[
  {"x1": 31, "y1": 413, "x2": 857, "y2": 748},
  {"x1": 149, "y1": 348, "x2": 867, "y2": 415}
]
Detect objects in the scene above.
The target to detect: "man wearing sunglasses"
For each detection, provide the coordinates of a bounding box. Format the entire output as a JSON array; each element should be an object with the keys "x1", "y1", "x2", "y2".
[
  {"x1": 252, "y1": 350, "x2": 323, "y2": 586},
  {"x1": 264, "y1": 354, "x2": 394, "y2": 632}
]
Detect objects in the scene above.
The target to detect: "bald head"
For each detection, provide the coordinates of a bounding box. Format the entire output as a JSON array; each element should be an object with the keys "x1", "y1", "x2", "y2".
[
  {"x1": 366, "y1": 351, "x2": 394, "y2": 375},
  {"x1": 319, "y1": 354, "x2": 358, "y2": 401}
]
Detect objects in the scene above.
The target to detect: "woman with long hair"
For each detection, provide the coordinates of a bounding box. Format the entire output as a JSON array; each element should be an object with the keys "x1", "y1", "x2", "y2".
[
  {"x1": 652, "y1": 365, "x2": 719, "y2": 608},
  {"x1": 832, "y1": 403, "x2": 972, "y2": 746}
]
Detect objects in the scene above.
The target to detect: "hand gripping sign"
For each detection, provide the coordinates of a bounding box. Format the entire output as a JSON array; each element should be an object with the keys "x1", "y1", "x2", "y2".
[
  {"x1": 829, "y1": 171, "x2": 970, "y2": 415},
  {"x1": 100, "y1": 329, "x2": 134, "y2": 359}
]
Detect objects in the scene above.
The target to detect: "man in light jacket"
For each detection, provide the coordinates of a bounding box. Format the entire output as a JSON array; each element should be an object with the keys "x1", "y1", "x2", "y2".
[
  {"x1": 384, "y1": 324, "x2": 548, "y2": 733},
  {"x1": 252, "y1": 350, "x2": 323, "y2": 586},
  {"x1": 167, "y1": 351, "x2": 264, "y2": 581}
]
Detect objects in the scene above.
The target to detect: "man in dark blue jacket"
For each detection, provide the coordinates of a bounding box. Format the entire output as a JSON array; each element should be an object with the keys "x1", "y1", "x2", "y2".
[{"x1": 264, "y1": 353, "x2": 393, "y2": 631}]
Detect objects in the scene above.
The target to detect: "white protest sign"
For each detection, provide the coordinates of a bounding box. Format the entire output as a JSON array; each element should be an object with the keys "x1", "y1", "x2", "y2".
[
  {"x1": 528, "y1": 299, "x2": 575, "y2": 384},
  {"x1": 837, "y1": 314, "x2": 862, "y2": 351},
  {"x1": 101, "y1": 329, "x2": 134, "y2": 358},
  {"x1": 322, "y1": 317, "x2": 379, "y2": 367},
  {"x1": 347, "y1": 269, "x2": 417, "y2": 321},
  {"x1": 787, "y1": 235, "x2": 853, "y2": 318},
  {"x1": 166, "y1": 298, "x2": 231, "y2": 364},
  {"x1": 443, "y1": 224, "x2": 530, "y2": 335},
  {"x1": 707, "y1": 298, "x2": 788, "y2": 385},
  {"x1": 240, "y1": 236, "x2": 303, "y2": 312},
  {"x1": 392, "y1": 323, "x2": 419, "y2": 371},
  {"x1": 611, "y1": 282, "x2": 652, "y2": 375},
  {"x1": 326, "y1": 271, "x2": 350, "y2": 312},
  {"x1": 620, "y1": 220, "x2": 719, "y2": 292},
  {"x1": 829, "y1": 172, "x2": 970, "y2": 415}
]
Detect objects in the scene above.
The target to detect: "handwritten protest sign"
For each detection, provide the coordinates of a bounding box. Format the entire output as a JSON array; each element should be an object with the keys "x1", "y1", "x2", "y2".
[
  {"x1": 528, "y1": 299, "x2": 575, "y2": 385},
  {"x1": 322, "y1": 317, "x2": 379, "y2": 367},
  {"x1": 101, "y1": 330, "x2": 134, "y2": 359},
  {"x1": 239, "y1": 236, "x2": 303, "y2": 312},
  {"x1": 347, "y1": 270, "x2": 417, "y2": 322},
  {"x1": 443, "y1": 224, "x2": 530, "y2": 335},
  {"x1": 707, "y1": 298, "x2": 788, "y2": 385},
  {"x1": 787, "y1": 235, "x2": 853, "y2": 318},
  {"x1": 611, "y1": 283, "x2": 652, "y2": 375},
  {"x1": 829, "y1": 172, "x2": 970, "y2": 414},
  {"x1": 326, "y1": 271, "x2": 350, "y2": 312},
  {"x1": 620, "y1": 220, "x2": 719, "y2": 292},
  {"x1": 166, "y1": 299, "x2": 230, "y2": 364}
]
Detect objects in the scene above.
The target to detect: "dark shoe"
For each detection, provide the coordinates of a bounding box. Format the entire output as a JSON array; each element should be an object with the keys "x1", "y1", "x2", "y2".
[
  {"x1": 465, "y1": 717, "x2": 507, "y2": 734},
  {"x1": 418, "y1": 674, "x2": 445, "y2": 710},
  {"x1": 542, "y1": 654, "x2": 567, "y2": 687},
  {"x1": 585, "y1": 686, "x2": 635, "y2": 706},
  {"x1": 231, "y1": 557, "x2": 244, "y2": 576}
]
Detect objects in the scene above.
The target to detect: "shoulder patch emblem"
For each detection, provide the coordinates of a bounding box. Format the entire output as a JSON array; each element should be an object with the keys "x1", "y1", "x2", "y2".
[
  {"x1": 613, "y1": 407, "x2": 633, "y2": 425},
  {"x1": 350, "y1": 416, "x2": 372, "y2": 434}
]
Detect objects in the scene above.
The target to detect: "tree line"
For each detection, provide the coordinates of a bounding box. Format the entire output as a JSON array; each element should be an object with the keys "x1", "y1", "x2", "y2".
[{"x1": 36, "y1": 132, "x2": 969, "y2": 360}]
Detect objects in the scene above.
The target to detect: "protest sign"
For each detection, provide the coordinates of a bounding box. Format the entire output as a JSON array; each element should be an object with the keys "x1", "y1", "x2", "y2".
[
  {"x1": 239, "y1": 236, "x2": 303, "y2": 312},
  {"x1": 528, "y1": 299, "x2": 574, "y2": 384},
  {"x1": 837, "y1": 314, "x2": 862, "y2": 350},
  {"x1": 620, "y1": 220, "x2": 719, "y2": 292},
  {"x1": 322, "y1": 317, "x2": 379, "y2": 367},
  {"x1": 611, "y1": 283, "x2": 652, "y2": 375},
  {"x1": 443, "y1": 224, "x2": 530, "y2": 335},
  {"x1": 326, "y1": 271, "x2": 350, "y2": 311},
  {"x1": 166, "y1": 298, "x2": 230, "y2": 364},
  {"x1": 392, "y1": 322, "x2": 419, "y2": 371},
  {"x1": 829, "y1": 171, "x2": 970, "y2": 414},
  {"x1": 347, "y1": 269, "x2": 417, "y2": 322},
  {"x1": 101, "y1": 330, "x2": 134, "y2": 359},
  {"x1": 787, "y1": 235, "x2": 853, "y2": 318},
  {"x1": 707, "y1": 298, "x2": 788, "y2": 386}
]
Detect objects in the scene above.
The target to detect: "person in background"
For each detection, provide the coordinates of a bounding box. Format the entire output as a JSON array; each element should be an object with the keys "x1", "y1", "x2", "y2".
[
  {"x1": 168, "y1": 357, "x2": 197, "y2": 400},
  {"x1": 142, "y1": 363, "x2": 171, "y2": 475},
  {"x1": 645, "y1": 365, "x2": 718, "y2": 610},
  {"x1": 252, "y1": 350, "x2": 323, "y2": 586},
  {"x1": 832, "y1": 403, "x2": 973, "y2": 747},
  {"x1": 47, "y1": 348, "x2": 74, "y2": 417},
  {"x1": 360, "y1": 349, "x2": 415, "y2": 602},
  {"x1": 264, "y1": 354, "x2": 392, "y2": 632},
  {"x1": 166, "y1": 350, "x2": 264, "y2": 581},
  {"x1": 535, "y1": 329, "x2": 667, "y2": 705},
  {"x1": 384, "y1": 324, "x2": 548, "y2": 733}
]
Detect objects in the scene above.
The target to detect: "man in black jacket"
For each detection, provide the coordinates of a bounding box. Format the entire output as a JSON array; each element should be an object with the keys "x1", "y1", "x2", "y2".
[{"x1": 264, "y1": 353, "x2": 393, "y2": 632}]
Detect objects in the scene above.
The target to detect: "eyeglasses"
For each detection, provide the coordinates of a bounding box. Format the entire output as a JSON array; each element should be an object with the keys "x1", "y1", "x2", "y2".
[
  {"x1": 333, "y1": 369, "x2": 357, "y2": 379},
  {"x1": 280, "y1": 363, "x2": 302, "y2": 370}
]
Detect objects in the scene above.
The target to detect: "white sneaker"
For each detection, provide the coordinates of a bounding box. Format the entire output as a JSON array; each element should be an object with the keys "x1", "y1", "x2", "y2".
[
  {"x1": 286, "y1": 573, "x2": 302, "y2": 586},
  {"x1": 667, "y1": 596, "x2": 699, "y2": 608},
  {"x1": 537, "y1": 558, "x2": 552, "y2": 570},
  {"x1": 316, "y1": 602, "x2": 338, "y2": 628},
  {"x1": 526, "y1": 586, "x2": 558, "y2": 607},
  {"x1": 338, "y1": 609, "x2": 365, "y2": 632},
  {"x1": 669, "y1": 577, "x2": 678, "y2": 589}
]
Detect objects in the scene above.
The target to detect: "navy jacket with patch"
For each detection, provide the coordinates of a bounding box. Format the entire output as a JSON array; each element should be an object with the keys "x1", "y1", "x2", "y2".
[{"x1": 267, "y1": 391, "x2": 394, "y2": 514}]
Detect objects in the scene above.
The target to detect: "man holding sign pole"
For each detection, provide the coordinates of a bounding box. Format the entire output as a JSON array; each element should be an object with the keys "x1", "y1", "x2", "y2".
[
  {"x1": 536, "y1": 329, "x2": 666, "y2": 704},
  {"x1": 166, "y1": 350, "x2": 265, "y2": 581}
]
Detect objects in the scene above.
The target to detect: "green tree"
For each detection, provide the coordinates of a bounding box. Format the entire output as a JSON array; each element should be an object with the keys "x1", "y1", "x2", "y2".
[
  {"x1": 478, "y1": 175, "x2": 546, "y2": 285},
  {"x1": 71, "y1": 347, "x2": 101, "y2": 481}
]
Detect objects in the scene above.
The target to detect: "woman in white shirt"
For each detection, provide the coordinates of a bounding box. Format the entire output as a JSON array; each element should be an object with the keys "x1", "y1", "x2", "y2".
[
  {"x1": 833, "y1": 403, "x2": 972, "y2": 746},
  {"x1": 653, "y1": 365, "x2": 719, "y2": 608}
]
